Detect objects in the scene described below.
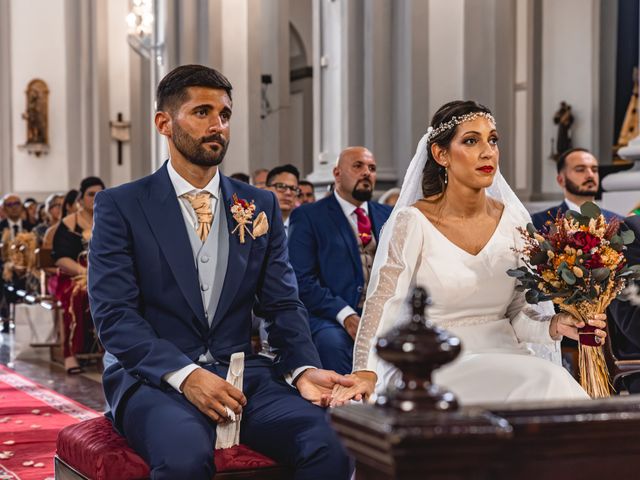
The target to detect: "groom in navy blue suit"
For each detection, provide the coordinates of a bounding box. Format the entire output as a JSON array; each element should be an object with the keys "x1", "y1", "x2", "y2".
[
  {"x1": 88, "y1": 65, "x2": 352, "y2": 479},
  {"x1": 288, "y1": 148, "x2": 392, "y2": 374}
]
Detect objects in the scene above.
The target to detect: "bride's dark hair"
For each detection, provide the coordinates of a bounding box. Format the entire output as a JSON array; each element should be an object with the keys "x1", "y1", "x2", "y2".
[{"x1": 422, "y1": 100, "x2": 493, "y2": 198}]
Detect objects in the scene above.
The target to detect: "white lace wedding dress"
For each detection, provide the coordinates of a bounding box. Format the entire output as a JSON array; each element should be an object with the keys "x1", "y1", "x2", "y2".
[{"x1": 353, "y1": 203, "x2": 589, "y2": 404}]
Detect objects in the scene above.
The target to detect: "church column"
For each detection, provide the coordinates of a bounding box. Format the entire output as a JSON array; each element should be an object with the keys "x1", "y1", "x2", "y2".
[
  {"x1": 540, "y1": 0, "x2": 600, "y2": 198},
  {"x1": 219, "y1": 0, "x2": 262, "y2": 176},
  {"x1": 106, "y1": 0, "x2": 133, "y2": 187},
  {"x1": 64, "y1": 0, "x2": 111, "y2": 187},
  {"x1": 363, "y1": 0, "x2": 396, "y2": 186},
  {"x1": 259, "y1": 0, "x2": 292, "y2": 174},
  {"x1": 391, "y1": 0, "x2": 430, "y2": 184},
  {"x1": 464, "y1": 0, "x2": 516, "y2": 188},
  {"x1": 0, "y1": 0, "x2": 12, "y2": 194},
  {"x1": 309, "y1": 0, "x2": 364, "y2": 186}
]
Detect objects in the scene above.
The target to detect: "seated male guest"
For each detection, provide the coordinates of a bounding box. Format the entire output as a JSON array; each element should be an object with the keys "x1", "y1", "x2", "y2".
[
  {"x1": 298, "y1": 180, "x2": 316, "y2": 205},
  {"x1": 531, "y1": 148, "x2": 621, "y2": 231},
  {"x1": 266, "y1": 164, "x2": 300, "y2": 236},
  {"x1": 0, "y1": 194, "x2": 33, "y2": 331},
  {"x1": 288, "y1": 147, "x2": 392, "y2": 374},
  {"x1": 608, "y1": 215, "x2": 640, "y2": 393},
  {"x1": 252, "y1": 168, "x2": 269, "y2": 189},
  {"x1": 0, "y1": 194, "x2": 32, "y2": 241},
  {"x1": 88, "y1": 64, "x2": 352, "y2": 479}
]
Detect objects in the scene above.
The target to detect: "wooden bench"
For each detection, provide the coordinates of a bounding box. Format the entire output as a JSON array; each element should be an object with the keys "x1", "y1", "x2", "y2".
[
  {"x1": 55, "y1": 416, "x2": 290, "y2": 479},
  {"x1": 332, "y1": 287, "x2": 640, "y2": 479}
]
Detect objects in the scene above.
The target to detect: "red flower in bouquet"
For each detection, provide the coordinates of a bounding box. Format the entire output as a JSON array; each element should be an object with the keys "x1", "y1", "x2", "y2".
[
  {"x1": 583, "y1": 251, "x2": 604, "y2": 269},
  {"x1": 507, "y1": 202, "x2": 640, "y2": 397},
  {"x1": 570, "y1": 231, "x2": 601, "y2": 252}
]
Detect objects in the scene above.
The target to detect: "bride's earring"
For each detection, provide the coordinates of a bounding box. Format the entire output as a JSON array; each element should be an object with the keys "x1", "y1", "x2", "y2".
[{"x1": 443, "y1": 165, "x2": 448, "y2": 185}]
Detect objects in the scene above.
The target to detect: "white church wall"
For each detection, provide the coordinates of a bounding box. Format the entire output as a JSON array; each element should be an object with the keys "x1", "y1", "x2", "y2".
[
  {"x1": 541, "y1": 0, "x2": 599, "y2": 196},
  {"x1": 10, "y1": 0, "x2": 69, "y2": 196}
]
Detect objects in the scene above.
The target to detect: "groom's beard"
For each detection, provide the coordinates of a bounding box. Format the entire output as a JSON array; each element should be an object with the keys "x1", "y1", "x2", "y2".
[{"x1": 172, "y1": 122, "x2": 228, "y2": 167}]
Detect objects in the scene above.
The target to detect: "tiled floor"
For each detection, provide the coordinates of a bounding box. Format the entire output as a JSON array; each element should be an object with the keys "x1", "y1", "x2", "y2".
[{"x1": 0, "y1": 332, "x2": 107, "y2": 412}]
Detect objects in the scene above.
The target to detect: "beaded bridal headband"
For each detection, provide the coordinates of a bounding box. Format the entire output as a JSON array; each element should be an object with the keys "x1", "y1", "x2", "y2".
[{"x1": 426, "y1": 111, "x2": 496, "y2": 141}]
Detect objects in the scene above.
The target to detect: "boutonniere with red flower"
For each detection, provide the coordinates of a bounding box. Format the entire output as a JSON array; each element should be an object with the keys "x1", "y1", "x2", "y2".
[{"x1": 230, "y1": 194, "x2": 269, "y2": 244}]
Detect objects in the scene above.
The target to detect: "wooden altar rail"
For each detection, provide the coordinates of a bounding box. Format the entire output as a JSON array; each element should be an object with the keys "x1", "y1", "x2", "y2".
[{"x1": 331, "y1": 395, "x2": 640, "y2": 480}]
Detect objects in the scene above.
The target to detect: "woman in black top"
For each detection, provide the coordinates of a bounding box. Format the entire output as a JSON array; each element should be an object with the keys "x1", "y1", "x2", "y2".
[{"x1": 52, "y1": 177, "x2": 104, "y2": 374}]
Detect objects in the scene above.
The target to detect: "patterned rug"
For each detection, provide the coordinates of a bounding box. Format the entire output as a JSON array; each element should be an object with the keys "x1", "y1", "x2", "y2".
[{"x1": 0, "y1": 365, "x2": 99, "y2": 479}]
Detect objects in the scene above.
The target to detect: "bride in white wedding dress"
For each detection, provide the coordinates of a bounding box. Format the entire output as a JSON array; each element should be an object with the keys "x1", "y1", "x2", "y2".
[{"x1": 331, "y1": 101, "x2": 608, "y2": 406}]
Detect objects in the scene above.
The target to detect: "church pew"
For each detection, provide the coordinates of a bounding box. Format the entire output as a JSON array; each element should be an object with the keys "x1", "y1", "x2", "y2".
[{"x1": 331, "y1": 287, "x2": 640, "y2": 479}]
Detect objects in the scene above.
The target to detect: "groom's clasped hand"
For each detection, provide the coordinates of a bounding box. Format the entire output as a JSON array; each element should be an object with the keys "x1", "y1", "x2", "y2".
[
  {"x1": 182, "y1": 367, "x2": 356, "y2": 423},
  {"x1": 182, "y1": 369, "x2": 247, "y2": 424}
]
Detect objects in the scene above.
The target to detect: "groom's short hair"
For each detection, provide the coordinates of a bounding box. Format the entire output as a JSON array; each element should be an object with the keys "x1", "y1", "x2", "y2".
[{"x1": 156, "y1": 64, "x2": 233, "y2": 113}]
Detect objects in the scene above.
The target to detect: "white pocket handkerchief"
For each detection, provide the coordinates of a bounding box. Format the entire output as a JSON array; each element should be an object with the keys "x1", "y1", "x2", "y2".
[{"x1": 215, "y1": 352, "x2": 245, "y2": 449}]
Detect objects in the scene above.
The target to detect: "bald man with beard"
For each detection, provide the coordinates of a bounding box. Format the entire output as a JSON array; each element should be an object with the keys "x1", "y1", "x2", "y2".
[{"x1": 288, "y1": 147, "x2": 392, "y2": 374}]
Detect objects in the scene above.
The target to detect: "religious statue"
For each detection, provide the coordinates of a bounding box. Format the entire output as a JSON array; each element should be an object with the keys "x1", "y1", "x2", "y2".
[
  {"x1": 18, "y1": 79, "x2": 50, "y2": 156},
  {"x1": 613, "y1": 67, "x2": 638, "y2": 164},
  {"x1": 553, "y1": 101, "x2": 574, "y2": 161}
]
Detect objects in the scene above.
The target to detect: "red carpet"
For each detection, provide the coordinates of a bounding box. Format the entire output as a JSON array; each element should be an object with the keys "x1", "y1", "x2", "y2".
[{"x1": 0, "y1": 365, "x2": 99, "y2": 479}]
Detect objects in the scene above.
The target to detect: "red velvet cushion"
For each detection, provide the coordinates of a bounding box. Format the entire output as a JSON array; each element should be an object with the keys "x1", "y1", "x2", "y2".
[{"x1": 56, "y1": 416, "x2": 278, "y2": 480}]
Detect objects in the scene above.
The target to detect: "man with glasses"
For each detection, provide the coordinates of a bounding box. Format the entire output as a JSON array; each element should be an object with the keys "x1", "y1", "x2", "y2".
[
  {"x1": 288, "y1": 147, "x2": 392, "y2": 374},
  {"x1": 0, "y1": 194, "x2": 32, "y2": 241},
  {"x1": 266, "y1": 164, "x2": 301, "y2": 236}
]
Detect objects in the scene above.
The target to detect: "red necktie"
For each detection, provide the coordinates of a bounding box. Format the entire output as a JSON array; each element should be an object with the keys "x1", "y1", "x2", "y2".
[{"x1": 354, "y1": 207, "x2": 372, "y2": 246}]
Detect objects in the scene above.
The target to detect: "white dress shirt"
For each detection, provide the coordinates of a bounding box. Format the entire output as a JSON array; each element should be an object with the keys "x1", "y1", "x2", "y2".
[
  {"x1": 333, "y1": 192, "x2": 369, "y2": 327},
  {"x1": 7, "y1": 219, "x2": 22, "y2": 240},
  {"x1": 564, "y1": 198, "x2": 595, "y2": 213}
]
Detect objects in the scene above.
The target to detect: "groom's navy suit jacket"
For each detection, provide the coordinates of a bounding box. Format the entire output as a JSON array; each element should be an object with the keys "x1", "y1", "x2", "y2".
[{"x1": 88, "y1": 164, "x2": 321, "y2": 429}]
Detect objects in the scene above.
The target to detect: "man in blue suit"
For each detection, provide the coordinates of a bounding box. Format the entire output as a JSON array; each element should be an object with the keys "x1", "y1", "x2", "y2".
[
  {"x1": 608, "y1": 214, "x2": 640, "y2": 393},
  {"x1": 531, "y1": 148, "x2": 621, "y2": 231},
  {"x1": 288, "y1": 147, "x2": 392, "y2": 374},
  {"x1": 88, "y1": 65, "x2": 352, "y2": 479}
]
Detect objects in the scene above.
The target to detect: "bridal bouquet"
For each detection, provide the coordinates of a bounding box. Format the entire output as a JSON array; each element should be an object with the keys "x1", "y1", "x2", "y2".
[{"x1": 507, "y1": 202, "x2": 640, "y2": 397}]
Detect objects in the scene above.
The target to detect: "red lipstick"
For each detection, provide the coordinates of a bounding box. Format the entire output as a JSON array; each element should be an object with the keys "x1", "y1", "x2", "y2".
[{"x1": 477, "y1": 166, "x2": 494, "y2": 173}]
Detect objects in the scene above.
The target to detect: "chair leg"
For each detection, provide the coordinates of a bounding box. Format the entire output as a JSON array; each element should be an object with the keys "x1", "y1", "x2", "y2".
[{"x1": 55, "y1": 456, "x2": 90, "y2": 480}]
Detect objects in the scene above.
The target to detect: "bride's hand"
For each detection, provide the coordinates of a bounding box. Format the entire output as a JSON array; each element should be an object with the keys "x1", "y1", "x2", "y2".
[
  {"x1": 550, "y1": 313, "x2": 607, "y2": 343},
  {"x1": 329, "y1": 371, "x2": 377, "y2": 407}
]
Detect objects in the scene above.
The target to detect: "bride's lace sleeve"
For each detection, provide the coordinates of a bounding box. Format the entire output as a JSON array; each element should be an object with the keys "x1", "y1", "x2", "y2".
[
  {"x1": 352, "y1": 208, "x2": 424, "y2": 373},
  {"x1": 505, "y1": 290, "x2": 556, "y2": 345}
]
